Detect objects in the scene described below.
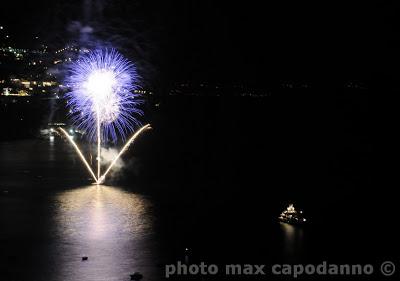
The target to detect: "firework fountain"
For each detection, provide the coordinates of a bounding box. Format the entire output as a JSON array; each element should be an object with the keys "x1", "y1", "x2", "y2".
[{"x1": 62, "y1": 49, "x2": 151, "y2": 184}]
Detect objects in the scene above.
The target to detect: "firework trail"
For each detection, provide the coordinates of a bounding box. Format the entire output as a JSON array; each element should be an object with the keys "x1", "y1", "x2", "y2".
[
  {"x1": 99, "y1": 124, "x2": 151, "y2": 183},
  {"x1": 59, "y1": 127, "x2": 98, "y2": 182}
]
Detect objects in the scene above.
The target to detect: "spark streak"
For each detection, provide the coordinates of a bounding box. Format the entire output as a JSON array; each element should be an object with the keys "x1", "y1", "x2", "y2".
[
  {"x1": 59, "y1": 128, "x2": 98, "y2": 182},
  {"x1": 97, "y1": 106, "x2": 101, "y2": 181},
  {"x1": 99, "y1": 124, "x2": 151, "y2": 183}
]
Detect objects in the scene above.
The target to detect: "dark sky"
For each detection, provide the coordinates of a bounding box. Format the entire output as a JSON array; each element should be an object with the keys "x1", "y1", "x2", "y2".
[{"x1": 1, "y1": 0, "x2": 400, "y2": 85}]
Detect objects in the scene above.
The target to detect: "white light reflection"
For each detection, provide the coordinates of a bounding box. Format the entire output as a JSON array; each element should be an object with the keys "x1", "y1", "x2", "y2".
[
  {"x1": 52, "y1": 185, "x2": 158, "y2": 280},
  {"x1": 279, "y1": 222, "x2": 304, "y2": 262}
]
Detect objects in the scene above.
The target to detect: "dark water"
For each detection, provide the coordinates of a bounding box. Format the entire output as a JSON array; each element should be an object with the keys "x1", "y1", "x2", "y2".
[
  {"x1": 0, "y1": 93, "x2": 398, "y2": 280},
  {"x1": 0, "y1": 139, "x2": 160, "y2": 280}
]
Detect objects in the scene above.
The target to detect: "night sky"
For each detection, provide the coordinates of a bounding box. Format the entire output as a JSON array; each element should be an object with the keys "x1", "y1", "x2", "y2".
[
  {"x1": 0, "y1": 2, "x2": 399, "y2": 279},
  {"x1": 1, "y1": 1, "x2": 400, "y2": 85}
]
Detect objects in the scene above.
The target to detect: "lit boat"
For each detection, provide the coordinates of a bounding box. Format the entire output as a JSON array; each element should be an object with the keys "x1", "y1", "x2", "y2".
[{"x1": 279, "y1": 204, "x2": 306, "y2": 225}]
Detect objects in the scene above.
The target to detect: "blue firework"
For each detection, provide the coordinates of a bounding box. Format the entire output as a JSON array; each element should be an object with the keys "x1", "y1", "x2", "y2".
[{"x1": 65, "y1": 48, "x2": 143, "y2": 143}]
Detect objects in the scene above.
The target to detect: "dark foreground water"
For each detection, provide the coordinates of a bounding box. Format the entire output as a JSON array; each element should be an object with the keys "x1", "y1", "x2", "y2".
[
  {"x1": 0, "y1": 94, "x2": 398, "y2": 280},
  {"x1": 0, "y1": 139, "x2": 160, "y2": 280}
]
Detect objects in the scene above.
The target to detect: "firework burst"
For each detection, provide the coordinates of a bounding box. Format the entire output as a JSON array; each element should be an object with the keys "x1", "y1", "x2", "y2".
[
  {"x1": 62, "y1": 48, "x2": 150, "y2": 184},
  {"x1": 65, "y1": 48, "x2": 143, "y2": 143}
]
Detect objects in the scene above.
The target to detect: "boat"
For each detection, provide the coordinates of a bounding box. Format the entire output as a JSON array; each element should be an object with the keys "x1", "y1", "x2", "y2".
[{"x1": 279, "y1": 204, "x2": 306, "y2": 225}]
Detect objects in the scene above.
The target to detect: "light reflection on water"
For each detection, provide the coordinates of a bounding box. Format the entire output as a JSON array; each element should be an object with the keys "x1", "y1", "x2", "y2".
[
  {"x1": 279, "y1": 222, "x2": 304, "y2": 261},
  {"x1": 50, "y1": 185, "x2": 158, "y2": 281}
]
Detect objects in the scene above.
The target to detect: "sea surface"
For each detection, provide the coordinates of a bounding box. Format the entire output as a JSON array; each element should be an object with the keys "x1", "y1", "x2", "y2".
[{"x1": 0, "y1": 93, "x2": 397, "y2": 280}]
